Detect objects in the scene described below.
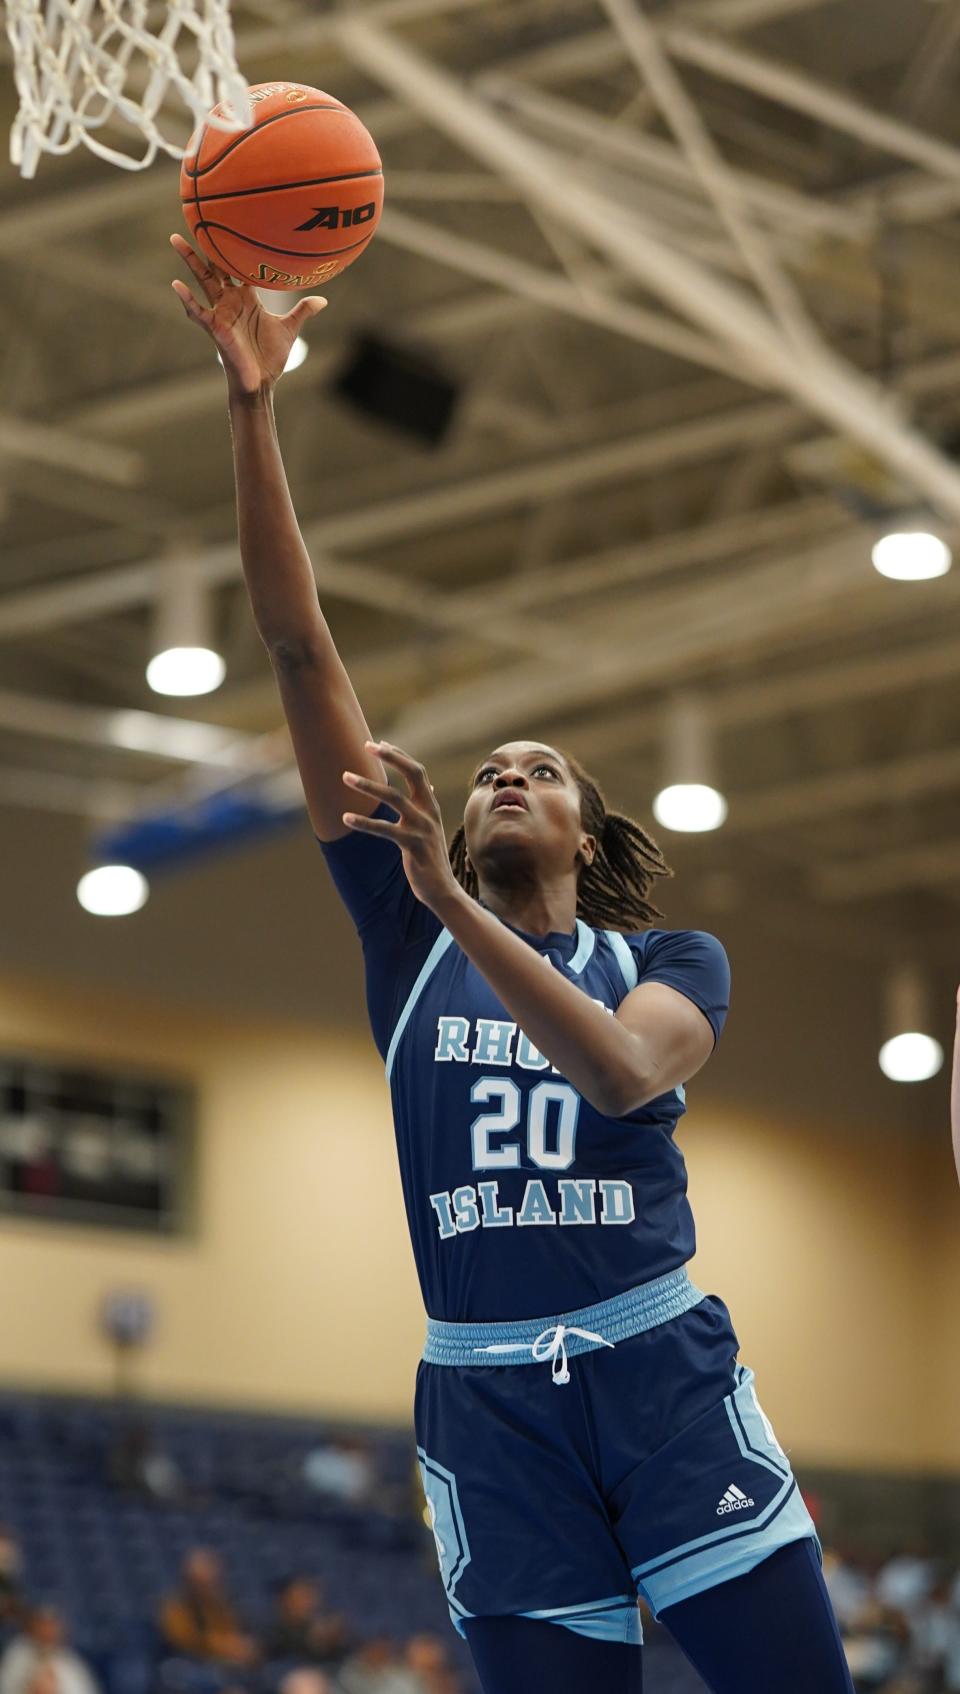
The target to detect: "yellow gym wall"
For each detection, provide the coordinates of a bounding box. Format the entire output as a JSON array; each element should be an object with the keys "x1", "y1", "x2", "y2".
[{"x1": 0, "y1": 968, "x2": 951, "y2": 1474}]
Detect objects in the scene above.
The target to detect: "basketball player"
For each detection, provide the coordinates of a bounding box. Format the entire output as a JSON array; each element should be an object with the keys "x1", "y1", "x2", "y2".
[{"x1": 172, "y1": 235, "x2": 855, "y2": 1694}]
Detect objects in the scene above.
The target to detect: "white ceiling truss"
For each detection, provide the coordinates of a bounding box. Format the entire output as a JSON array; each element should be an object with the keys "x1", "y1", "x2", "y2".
[{"x1": 1, "y1": 0, "x2": 960, "y2": 942}]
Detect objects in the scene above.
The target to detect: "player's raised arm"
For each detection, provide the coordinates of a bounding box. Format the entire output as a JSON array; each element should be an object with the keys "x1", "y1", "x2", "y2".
[{"x1": 170, "y1": 233, "x2": 386, "y2": 841}]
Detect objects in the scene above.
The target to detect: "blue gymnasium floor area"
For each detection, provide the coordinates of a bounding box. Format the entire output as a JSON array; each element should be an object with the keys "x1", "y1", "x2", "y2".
[{"x1": 0, "y1": 1389, "x2": 708, "y2": 1694}]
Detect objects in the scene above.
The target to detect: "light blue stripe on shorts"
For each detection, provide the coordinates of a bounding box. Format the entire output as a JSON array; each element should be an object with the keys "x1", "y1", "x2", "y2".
[{"x1": 423, "y1": 1264, "x2": 705, "y2": 1368}]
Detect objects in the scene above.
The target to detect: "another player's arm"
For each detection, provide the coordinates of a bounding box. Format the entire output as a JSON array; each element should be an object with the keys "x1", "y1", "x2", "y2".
[
  {"x1": 170, "y1": 234, "x2": 385, "y2": 841},
  {"x1": 952, "y1": 987, "x2": 960, "y2": 1189}
]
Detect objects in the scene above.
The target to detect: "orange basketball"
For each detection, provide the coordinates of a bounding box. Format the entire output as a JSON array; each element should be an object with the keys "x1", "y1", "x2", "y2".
[{"x1": 180, "y1": 82, "x2": 384, "y2": 291}]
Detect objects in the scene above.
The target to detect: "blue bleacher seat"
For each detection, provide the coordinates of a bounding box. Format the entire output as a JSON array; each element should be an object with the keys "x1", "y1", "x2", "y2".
[{"x1": 0, "y1": 1387, "x2": 476, "y2": 1680}]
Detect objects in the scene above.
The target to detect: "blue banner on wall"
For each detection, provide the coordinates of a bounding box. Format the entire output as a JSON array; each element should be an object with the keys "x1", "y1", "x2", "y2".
[{"x1": 93, "y1": 787, "x2": 304, "y2": 873}]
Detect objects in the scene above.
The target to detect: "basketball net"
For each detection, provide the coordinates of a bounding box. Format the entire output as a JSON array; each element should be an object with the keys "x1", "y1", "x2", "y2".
[{"x1": 5, "y1": 0, "x2": 253, "y2": 177}]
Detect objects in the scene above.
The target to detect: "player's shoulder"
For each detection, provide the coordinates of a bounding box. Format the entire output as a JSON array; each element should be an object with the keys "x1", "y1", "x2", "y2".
[
  {"x1": 606, "y1": 926, "x2": 730, "y2": 984},
  {"x1": 607, "y1": 924, "x2": 726, "y2": 955}
]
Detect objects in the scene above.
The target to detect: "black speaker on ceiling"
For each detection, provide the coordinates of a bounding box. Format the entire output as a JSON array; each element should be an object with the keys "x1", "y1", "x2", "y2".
[{"x1": 332, "y1": 333, "x2": 460, "y2": 447}]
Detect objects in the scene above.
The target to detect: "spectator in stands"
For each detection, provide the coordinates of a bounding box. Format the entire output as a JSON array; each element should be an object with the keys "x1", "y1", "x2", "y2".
[
  {"x1": 823, "y1": 1542, "x2": 875, "y2": 1634},
  {"x1": 276, "y1": 1673, "x2": 336, "y2": 1694},
  {"x1": 401, "y1": 1636, "x2": 460, "y2": 1694},
  {"x1": 904, "y1": 1572, "x2": 960, "y2": 1693},
  {"x1": 948, "y1": 1580, "x2": 960, "y2": 1694},
  {"x1": 277, "y1": 1666, "x2": 338, "y2": 1694},
  {"x1": 411, "y1": 1675, "x2": 463, "y2": 1694},
  {"x1": 160, "y1": 1549, "x2": 259, "y2": 1669},
  {"x1": 877, "y1": 1544, "x2": 938, "y2": 1617},
  {"x1": 337, "y1": 1638, "x2": 423, "y2": 1694},
  {"x1": 0, "y1": 1606, "x2": 101, "y2": 1694},
  {"x1": 302, "y1": 1437, "x2": 375, "y2": 1506},
  {"x1": 109, "y1": 1418, "x2": 184, "y2": 1504},
  {"x1": 22, "y1": 1665, "x2": 57, "y2": 1694},
  {"x1": 263, "y1": 1578, "x2": 351, "y2": 1673},
  {"x1": 841, "y1": 1587, "x2": 910, "y2": 1693},
  {"x1": 0, "y1": 1527, "x2": 23, "y2": 1629}
]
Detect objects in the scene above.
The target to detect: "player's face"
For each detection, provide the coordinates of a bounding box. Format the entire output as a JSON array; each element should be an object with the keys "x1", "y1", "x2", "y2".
[{"x1": 462, "y1": 741, "x2": 596, "y2": 881}]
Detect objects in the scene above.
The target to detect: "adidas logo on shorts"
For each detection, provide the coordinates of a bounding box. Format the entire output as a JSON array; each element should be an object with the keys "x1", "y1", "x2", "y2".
[{"x1": 716, "y1": 1483, "x2": 755, "y2": 1515}]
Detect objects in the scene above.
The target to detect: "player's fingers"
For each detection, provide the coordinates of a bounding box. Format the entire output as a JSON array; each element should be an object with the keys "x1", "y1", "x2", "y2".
[
  {"x1": 170, "y1": 231, "x2": 225, "y2": 287},
  {"x1": 286, "y1": 296, "x2": 328, "y2": 335},
  {"x1": 169, "y1": 233, "x2": 226, "y2": 306},
  {"x1": 367, "y1": 740, "x2": 434, "y2": 802},
  {"x1": 171, "y1": 279, "x2": 213, "y2": 327},
  {"x1": 342, "y1": 771, "x2": 411, "y2": 812},
  {"x1": 342, "y1": 813, "x2": 414, "y2": 844}
]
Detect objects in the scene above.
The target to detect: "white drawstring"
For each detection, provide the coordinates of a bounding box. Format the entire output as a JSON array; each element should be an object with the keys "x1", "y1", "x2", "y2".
[{"x1": 473, "y1": 1322, "x2": 614, "y2": 1386}]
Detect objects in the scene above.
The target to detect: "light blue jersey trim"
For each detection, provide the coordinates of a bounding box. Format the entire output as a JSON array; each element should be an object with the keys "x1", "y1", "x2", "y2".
[
  {"x1": 725, "y1": 1391, "x2": 791, "y2": 1483},
  {"x1": 604, "y1": 929, "x2": 638, "y2": 993},
  {"x1": 386, "y1": 928, "x2": 454, "y2": 1081},
  {"x1": 446, "y1": 1594, "x2": 474, "y2": 1639},
  {"x1": 424, "y1": 1264, "x2": 705, "y2": 1366},
  {"x1": 633, "y1": 1517, "x2": 822, "y2": 1619},
  {"x1": 451, "y1": 1597, "x2": 640, "y2": 1644},
  {"x1": 633, "y1": 1471, "x2": 797, "y2": 1581},
  {"x1": 418, "y1": 1444, "x2": 472, "y2": 1625},
  {"x1": 521, "y1": 1595, "x2": 642, "y2": 1646},
  {"x1": 568, "y1": 918, "x2": 595, "y2": 975},
  {"x1": 604, "y1": 930, "x2": 686, "y2": 1106},
  {"x1": 630, "y1": 1364, "x2": 813, "y2": 1605}
]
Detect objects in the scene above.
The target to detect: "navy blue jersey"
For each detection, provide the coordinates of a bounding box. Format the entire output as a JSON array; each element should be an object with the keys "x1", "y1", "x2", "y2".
[{"x1": 320, "y1": 805, "x2": 730, "y2": 1322}]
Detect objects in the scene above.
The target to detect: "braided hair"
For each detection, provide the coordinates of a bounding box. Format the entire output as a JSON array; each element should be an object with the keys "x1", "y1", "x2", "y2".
[{"x1": 448, "y1": 747, "x2": 673, "y2": 932}]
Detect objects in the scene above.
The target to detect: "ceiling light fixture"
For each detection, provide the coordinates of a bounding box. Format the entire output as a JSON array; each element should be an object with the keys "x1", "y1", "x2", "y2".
[
  {"x1": 652, "y1": 694, "x2": 728, "y2": 834},
  {"x1": 147, "y1": 558, "x2": 225, "y2": 698},
  {"x1": 878, "y1": 964, "x2": 943, "y2": 1083}
]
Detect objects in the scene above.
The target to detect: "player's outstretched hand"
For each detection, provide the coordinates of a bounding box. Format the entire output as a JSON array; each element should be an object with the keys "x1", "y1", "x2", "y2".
[
  {"x1": 342, "y1": 742, "x2": 463, "y2": 914},
  {"x1": 170, "y1": 233, "x2": 326, "y2": 398}
]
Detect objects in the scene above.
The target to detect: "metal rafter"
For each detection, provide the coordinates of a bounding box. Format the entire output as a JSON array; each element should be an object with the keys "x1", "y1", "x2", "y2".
[
  {"x1": 515, "y1": 632, "x2": 960, "y2": 776},
  {"x1": 679, "y1": 0, "x2": 832, "y2": 22},
  {"x1": 386, "y1": 533, "x2": 914, "y2": 755},
  {"x1": 0, "y1": 689, "x2": 260, "y2": 768},
  {"x1": 13, "y1": 617, "x2": 960, "y2": 843},
  {"x1": 10, "y1": 341, "x2": 960, "y2": 640},
  {"x1": 0, "y1": 414, "x2": 143, "y2": 485},
  {"x1": 480, "y1": 78, "x2": 869, "y2": 243},
  {"x1": 662, "y1": 23, "x2": 960, "y2": 182},
  {"x1": 493, "y1": 10, "x2": 960, "y2": 190},
  {"x1": 214, "y1": 0, "x2": 832, "y2": 78},
  {"x1": 334, "y1": 13, "x2": 960, "y2": 522},
  {"x1": 0, "y1": 0, "x2": 957, "y2": 922},
  {"x1": 379, "y1": 210, "x2": 747, "y2": 381},
  {"x1": 895, "y1": 1, "x2": 960, "y2": 117},
  {"x1": 598, "y1": 0, "x2": 821, "y2": 353},
  {"x1": 0, "y1": 539, "x2": 572, "y2": 659}
]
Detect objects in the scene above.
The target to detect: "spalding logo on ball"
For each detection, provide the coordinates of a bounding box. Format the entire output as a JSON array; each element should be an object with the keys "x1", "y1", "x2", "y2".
[{"x1": 180, "y1": 81, "x2": 384, "y2": 290}]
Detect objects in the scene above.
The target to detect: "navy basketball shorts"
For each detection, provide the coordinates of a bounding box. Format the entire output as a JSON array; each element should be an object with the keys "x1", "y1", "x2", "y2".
[{"x1": 415, "y1": 1268, "x2": 821, "y2": 1645}]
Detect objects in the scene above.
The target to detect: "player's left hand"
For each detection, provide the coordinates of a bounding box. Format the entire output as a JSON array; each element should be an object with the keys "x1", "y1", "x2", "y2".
[{"x1": 342, "y1": 741, "x2": 463, "y2": 912}]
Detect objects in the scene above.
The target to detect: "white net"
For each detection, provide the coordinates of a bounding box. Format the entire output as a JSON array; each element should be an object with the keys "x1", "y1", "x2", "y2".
[{"x1": 5, "y1": 0, "x2": 252, "y2": 177}]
